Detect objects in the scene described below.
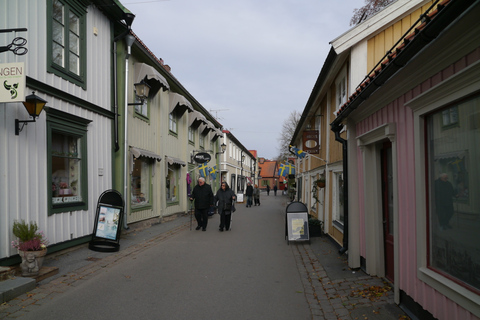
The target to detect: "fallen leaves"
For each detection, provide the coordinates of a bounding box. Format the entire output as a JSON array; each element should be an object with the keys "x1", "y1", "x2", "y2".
[{"x1": 350, "y1": 283, "x2": 392, "y2": 301}]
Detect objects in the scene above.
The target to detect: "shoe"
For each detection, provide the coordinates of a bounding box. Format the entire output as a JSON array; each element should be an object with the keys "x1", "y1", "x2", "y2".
[
  {"x1": 225, "y1": 228, "x2": 229, "y2": 231},
  {"x1": 219, "y1": 228, "x2": 224, "y2": 232},
  {"x1": 202, "y1": 228, "x2": 206, "y2": 231},
  {"x1": 195, "y1": 226, "x2": 201, "y2": 230}
]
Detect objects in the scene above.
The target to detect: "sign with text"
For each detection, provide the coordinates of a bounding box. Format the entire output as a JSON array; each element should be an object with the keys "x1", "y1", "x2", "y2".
[
  {"x1": 0, "y1": 62, "x2": 26, "y2": 103},
  {"x1": 286, "y1": 212, "x2": 309, "y2": 242},
  {"x1": 193, "y1": 152, "x2": 211, "y2": 163},
  {"x1": 302, "y1": 130, "x2": 319, "y2": 154}
]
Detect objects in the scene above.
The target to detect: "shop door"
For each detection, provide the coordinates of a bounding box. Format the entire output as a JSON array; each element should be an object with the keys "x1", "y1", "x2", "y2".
[{"x1": 381, "y1": 141, "x2": 394, "y2": 282}]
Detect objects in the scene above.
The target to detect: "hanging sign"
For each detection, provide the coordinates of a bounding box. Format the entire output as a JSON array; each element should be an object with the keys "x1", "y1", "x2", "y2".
[
  {"x1": 302, "y1": 130, "x2": 319, "y2": 154},
  {"x1": 193, "y1": 152, "x2": 211, "y2": 163},
  {"x1": 0, "y1": 62, "x2": 26, "y2": 103}
]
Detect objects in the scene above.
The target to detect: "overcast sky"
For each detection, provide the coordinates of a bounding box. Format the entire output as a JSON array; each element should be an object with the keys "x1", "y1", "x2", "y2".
[{"x1": 124, "y1": 0, "x2": 365, "y2": 159}]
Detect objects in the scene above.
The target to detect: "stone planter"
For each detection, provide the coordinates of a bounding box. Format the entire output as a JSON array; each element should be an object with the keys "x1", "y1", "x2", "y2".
[{"x1": 18, "y1": 249, "x2": 47, "y2": 276}]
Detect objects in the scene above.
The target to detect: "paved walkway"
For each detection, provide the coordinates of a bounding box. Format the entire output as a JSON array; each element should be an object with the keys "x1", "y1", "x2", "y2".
[{"x1": 0, "y1": 193, "x2": 408, "y2": 319}]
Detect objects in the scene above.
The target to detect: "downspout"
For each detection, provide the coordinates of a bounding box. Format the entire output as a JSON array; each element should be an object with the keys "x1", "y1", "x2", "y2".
[{"x1": 332, "y1": 123, "x2": 348, "y2": 255}]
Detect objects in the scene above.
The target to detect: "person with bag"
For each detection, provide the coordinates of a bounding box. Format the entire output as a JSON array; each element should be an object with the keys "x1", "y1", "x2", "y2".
[
  {"x1": 189, "y1": 177, "x2": 214, "y2": 231},
  {"x1": 215, "y1": 181, "x2": 236, "y2": 231},
  {"x1": 253, "y1": 184, "x2": 260, "y2": 206}
]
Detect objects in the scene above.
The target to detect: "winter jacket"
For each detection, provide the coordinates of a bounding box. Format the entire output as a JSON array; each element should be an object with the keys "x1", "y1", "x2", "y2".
[
  {"x1": 253, "y1": 187, "x2": 260, "y2": 199},
  {"x1": 245, "y1": 185, "x2": 254, "y2": 196},
  {"x1": 191, "y1": 183, "x2": 214, "y2": 209},
  {"x1": 215, "y1": 187, "x2": 236, "y2": 212}
]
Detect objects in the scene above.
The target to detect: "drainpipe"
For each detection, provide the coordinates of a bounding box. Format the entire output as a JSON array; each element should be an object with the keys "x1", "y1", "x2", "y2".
[{"x1": 332, "y1": 123, "x2": 348, "y2": 255}]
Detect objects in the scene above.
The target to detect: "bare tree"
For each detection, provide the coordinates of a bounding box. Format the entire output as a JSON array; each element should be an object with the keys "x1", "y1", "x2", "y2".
[
  {"x1": 350, "y1": 0, "x2": 397, "y2": 26},
  {"x1": 276, "y1": 110, "x2": 301, "y2": 160}
]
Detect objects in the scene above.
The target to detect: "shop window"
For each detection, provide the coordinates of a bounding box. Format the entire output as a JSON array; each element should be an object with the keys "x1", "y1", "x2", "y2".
[
  {"x1": 166, "y1": 164, "x2": 179, "y2": 203},
  {"x1": 131, "y1": 158, "x2": 151, "y2": 208},
  {"x1": 427, "y1": 94, "x2": 480, "y2": 292},
  {"x1": 333, "y1": 172, "x2": 344, "y2": 225},
  {"x1": 48, "y1": 109, "x2": 90, "y2": 214}
]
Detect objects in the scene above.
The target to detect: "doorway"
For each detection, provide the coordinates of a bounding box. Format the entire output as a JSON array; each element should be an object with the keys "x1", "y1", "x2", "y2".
[{"x1": 381, "y1": 141, "x2": 394, "y2": 282}]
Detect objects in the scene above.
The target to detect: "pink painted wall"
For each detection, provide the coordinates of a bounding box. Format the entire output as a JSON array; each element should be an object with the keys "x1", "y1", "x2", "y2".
[{"x1": 353, "y1": 48, "x2": 480, "y2": 320}]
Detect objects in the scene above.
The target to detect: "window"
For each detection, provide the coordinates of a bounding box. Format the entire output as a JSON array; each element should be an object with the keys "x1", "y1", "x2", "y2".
[
  {"x1": 335, "y1": 67, "x2": 347, "y2": 111},
  {"x1": 166, "y1": 164, "x2": 179, "y2": 203},
  {"x1": 199, "y1": 133, "x2": 205, "y2": 148},
  {"x1": 169, "y1": 113, "x2": 177, "y2": 133},
  {"x1": 333, "y1": 172, "x2": 344, "y2": 225},
  {"x1": 48, "y1": 109, "x2": 90, "y2": 214},
  {"x1": 48, "y1": 0, "x2": 86, "y2": 88},
  {"x1": 427, "y1": 95, "x2": 480, "y2": 292},
  {"x1": 134, "y1": 93, "x2": 148, "y2": 119},
  {"x1": 188, "y1": 126, "x2": 195, "y2": 143},
  {"x1": 131, "y1": 158, "x2": 151, "y2": 208}
]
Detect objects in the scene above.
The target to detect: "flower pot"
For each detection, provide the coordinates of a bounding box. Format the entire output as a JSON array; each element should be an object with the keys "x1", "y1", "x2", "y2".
[
  {"x1": 18, "y1": 249, "x2": 47, "y2": 276},
  {"x1": 316, "y1": 181, "x2": 325, "y2": 188},
  {"x1": 309, "y1": 224, "x2": 323, "y2": 237}
]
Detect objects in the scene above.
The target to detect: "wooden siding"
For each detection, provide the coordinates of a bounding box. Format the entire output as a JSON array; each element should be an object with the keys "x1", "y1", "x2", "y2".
[
  {"x1": 366, "y1": 2, "x2": 434, "y2": 72},
  {"x1": 1, "y1": 2, "x2": 114, "y2": 259},
  {"x1": 355, "y1": 50, "x2": 480, "y2": 320}
]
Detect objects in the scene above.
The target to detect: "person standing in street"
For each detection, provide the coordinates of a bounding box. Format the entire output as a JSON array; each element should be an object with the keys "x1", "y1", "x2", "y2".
[
  {"x1": 266, "y1": 184, "x2": 270, "y2": 196},
  {"x1": 215, "y1": 182, "x2": 236, "y2": 231},
  {"x1": 189, "y1": 177, "x2": 214, "y2": 231},
  {"x1": 245, "y1": 182, "x2": 254, "y2": 207},
  {"x1": 273, "y1": 184, "x2": 278, "y2": 196},
  {"x1": 253, "y1": 184, "x2": 260, "y2": 206}
]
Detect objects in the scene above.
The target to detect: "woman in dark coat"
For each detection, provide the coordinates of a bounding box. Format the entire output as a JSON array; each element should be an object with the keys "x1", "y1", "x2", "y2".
[{"x1": 215, "y1": 182, "x2": 236, "y2": 231}]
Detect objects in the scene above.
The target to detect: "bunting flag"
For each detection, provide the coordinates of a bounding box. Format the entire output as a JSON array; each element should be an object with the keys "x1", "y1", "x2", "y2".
[
  {"x1": 210, "y1": 165, "x2": 217, "y2": 180},
  {"x1": 290, "y1": 145, "x2": 307, "y2": 159},
  {"x1": 198, "y1": 163, "x2": 210, "y2": 178}
]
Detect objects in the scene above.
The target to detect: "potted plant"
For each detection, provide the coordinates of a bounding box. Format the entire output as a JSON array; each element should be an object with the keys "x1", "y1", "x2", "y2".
[
  {"x1": 315, "y1": 178, "x2": 325, "y2": 188},
  {"x1": 308, "y1": 214, "x2": 323, "y2": 237},
  {"x1": 11, "y1": 220, "x2": 48, "y2": 276}
]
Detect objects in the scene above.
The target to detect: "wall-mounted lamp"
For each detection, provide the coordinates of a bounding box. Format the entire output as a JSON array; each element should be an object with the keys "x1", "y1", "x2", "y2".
[
  {"x1": 215, "y1": 143, "x2": 227, "y2": 159},
  {"x1": 128, "y1": 79, "x2": 150, "y2": 105},
  {"x1": 238, "y1": 154, "x2": 245, "y2": 165},
  {"x1": 15, "y1": 91, "x2": 47, "y2": 135}
]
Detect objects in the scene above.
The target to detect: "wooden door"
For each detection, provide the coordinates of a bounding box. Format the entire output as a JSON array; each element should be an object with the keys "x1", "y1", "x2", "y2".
[{"x1": 381, "y1": 141, "x2": 394, "y2": 282}]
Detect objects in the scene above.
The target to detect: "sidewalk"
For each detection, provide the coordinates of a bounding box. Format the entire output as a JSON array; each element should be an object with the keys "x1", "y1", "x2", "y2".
[{"x1": 1, "y1": 196, "x2": 409, "y2": 319}]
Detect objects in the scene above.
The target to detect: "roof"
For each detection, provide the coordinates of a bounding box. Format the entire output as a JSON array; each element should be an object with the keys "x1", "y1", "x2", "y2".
[
  {"x1": 331, "y1": 0, "x2": 476, "y2": 128},
  {"x1": 258, "y1": 161, "x2": 279, "y2": 178}
]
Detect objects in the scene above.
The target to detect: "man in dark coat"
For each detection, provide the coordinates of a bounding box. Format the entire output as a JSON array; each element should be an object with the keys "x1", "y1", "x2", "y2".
[
  {"x1": 190, "y1": 177, "x2": 214, "y2": 231},
  {"x1": 245, "y1": 183, "x2": 254, "y2": 207},
  {"x1": 435, "y1": 173, "x2": 456, "y2": 230}
]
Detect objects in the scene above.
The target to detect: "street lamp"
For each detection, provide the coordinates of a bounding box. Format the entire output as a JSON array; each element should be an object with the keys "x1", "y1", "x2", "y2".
[
  {"x1": 15, "y1": 91, "x2": 47, "y2": 135},
  {"x1": 128, "y1": 79, "x2": 151, "y2": 105},
  {"x1": 215, "y1": 142, "x2": 227, "y2": 159}
]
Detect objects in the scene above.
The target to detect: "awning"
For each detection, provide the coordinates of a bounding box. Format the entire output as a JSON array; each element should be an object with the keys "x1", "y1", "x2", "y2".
[
  {"x1": 166, "y1": 156, "x2": 186, "y2": 167},
  {"x1": 169, "y1": 92, "x2": 194, "y2": 116},
  {"x1": 134, "y1": 62, "x2": 170, "y2": 97},
  {"x1": 130, "y1": 147, "x2": 162, "y2": 175},
  {"x1": 199, "y1": 121, "x2": 215, "y2": 134},
  {"x1": 188, "y1": 110, "x2": 208, "y2": 127}
]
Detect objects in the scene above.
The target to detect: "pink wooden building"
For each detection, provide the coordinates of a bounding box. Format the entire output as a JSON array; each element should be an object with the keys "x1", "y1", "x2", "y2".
[{"x1": 331, "y1": 0, "x2": 480, "y2": 319}]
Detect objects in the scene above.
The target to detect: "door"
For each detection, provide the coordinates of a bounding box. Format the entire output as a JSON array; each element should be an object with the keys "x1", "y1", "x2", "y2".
[{"x1": 381, "y1": 141, "x2": 394, "y2": 282}]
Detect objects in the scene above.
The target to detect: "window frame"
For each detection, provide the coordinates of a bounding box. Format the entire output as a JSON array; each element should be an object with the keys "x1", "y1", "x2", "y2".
[
  {"x1": 47, "y1": 0, "x2": 87, "y2": 89},
  {"x1": 169, "y1": 112, "x2": 177, "y2": 135},
  {"x1": 47, "y1": 108, "x2": 90, "y2": 215},
  {"x1": 166, "y1": 164, "x2": 180, "y2": 205},
  {"x1": 408, "y1": 62, "x2": 480, "y2": 315}
]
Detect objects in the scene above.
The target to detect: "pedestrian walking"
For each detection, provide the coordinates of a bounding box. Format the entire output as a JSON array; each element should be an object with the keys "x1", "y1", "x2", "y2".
[
  {"x1": 266, "y1": 184, "x2": 270, "y2": 196},
  {"x1": 253, "y1": 184, "x2": 260, "y2": 206},
  {"x1": 245, "y1": 182, "x2": 254, "y2": 207},
  {"x1": 273, "y1": 184, "x2": 278, "y2": 196},
  {"x1": 215, "y1": 182, "x2": 236, "y2": 231},
  {"x1": 189, "y1": 177, "x2": 214, "y2": 231}
]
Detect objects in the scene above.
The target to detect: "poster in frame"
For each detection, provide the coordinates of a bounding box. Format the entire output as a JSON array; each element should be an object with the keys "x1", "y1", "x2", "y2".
[{"x1": 94, "y1": 204, "x2": 122, "y2": 241}]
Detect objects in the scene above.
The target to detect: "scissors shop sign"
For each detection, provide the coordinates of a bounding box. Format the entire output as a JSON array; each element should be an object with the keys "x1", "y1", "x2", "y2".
[{"x1": 0, "y1": 62, "x2": 26, "y2": 103}]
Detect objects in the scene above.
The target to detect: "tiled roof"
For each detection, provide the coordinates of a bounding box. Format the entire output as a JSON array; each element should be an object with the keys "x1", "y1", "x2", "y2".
[
  {"x1": 332, "y1": 0, "x2": 472, "y2": 126},
  {"x1": 258, "y1": 161, "x2": 278, "y2": 178}
]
